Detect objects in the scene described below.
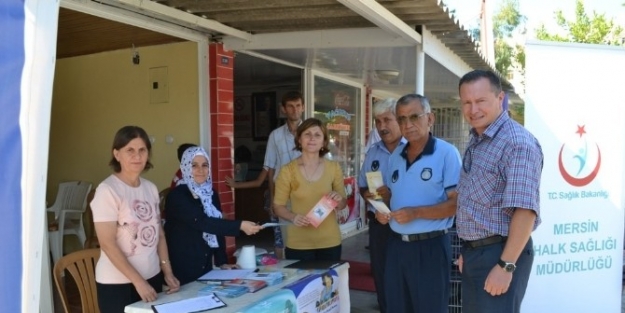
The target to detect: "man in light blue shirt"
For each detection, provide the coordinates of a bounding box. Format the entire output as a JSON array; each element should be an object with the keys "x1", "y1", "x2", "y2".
[
  {"x1": 358, "y1": 98, "x2": 405, "y2": 313},
  {"x1": 263, "y1": 91, "x2": 304, "y2": 257},
  {"x1": 377, "y1": 94, "x2": 461, "y2": 313}
]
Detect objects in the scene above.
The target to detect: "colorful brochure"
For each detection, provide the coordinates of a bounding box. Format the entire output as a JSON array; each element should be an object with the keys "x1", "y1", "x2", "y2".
[
  {"x1": 197, "y1": 284, "x2": 248, "y2": 298},
  {"x1": 245, "y1": 271, "x2": 284, "y2": 286},
  {"x1": 305, "y1": 194, "x2": 338, "y2": 228},
  {"x1": 223, "y1": 278, "x2": 268, "y2": 293}
]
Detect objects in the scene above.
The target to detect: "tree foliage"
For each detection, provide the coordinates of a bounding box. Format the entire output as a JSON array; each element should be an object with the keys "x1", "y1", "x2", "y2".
[
  {"x1": 491, "y1": 0, "x2": 525, "y2": 77},
  {"x1": 535, "y1": 0, "x2": 624, "y2": 45},
  {"x1": 493, "y1": 0, "x2": 524, "y2": 39},
  {"x1": 469, "y1": 0, "x2": 525, "y2": 123}
]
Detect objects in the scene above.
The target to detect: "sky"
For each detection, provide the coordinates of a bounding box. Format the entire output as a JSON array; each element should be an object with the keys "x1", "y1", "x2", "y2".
[{"x1": 443, "y1": 0, "x2": 625, "y2": 40}]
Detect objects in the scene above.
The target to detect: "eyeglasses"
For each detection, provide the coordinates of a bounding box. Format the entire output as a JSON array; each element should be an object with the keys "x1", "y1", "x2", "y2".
[{"x1": 397, "y1": 112, "x2": 428, "y2": 126}]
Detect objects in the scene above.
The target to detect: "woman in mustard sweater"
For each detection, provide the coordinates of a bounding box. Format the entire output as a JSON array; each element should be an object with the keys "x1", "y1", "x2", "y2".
[{"x1": 273, "y1": 118, "x2": 347, "y2": 261}]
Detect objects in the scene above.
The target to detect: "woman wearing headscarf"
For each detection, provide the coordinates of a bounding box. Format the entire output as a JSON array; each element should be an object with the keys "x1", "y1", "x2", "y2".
[{"x1": 164, "y1": 146, "x2": 262, "y2": 285}]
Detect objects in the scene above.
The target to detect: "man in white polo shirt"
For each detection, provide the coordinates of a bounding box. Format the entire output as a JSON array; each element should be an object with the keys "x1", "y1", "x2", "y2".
[{"x1": 264, "y1": 91, "x2": 305, "y2": 258}]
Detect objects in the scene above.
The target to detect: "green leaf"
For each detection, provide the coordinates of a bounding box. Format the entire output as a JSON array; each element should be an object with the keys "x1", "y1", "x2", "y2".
[{"x1": 534, "y1": 0, "x2": 625, "y2": 45}]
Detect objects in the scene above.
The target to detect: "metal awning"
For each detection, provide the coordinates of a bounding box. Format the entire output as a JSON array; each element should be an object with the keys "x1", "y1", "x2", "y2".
[
  {"x1": 60, "y1": 0, "x2": 518, "y2": 99},
  {"x1": 133, "y1": 0, "x2": 513, "y2": 92}
]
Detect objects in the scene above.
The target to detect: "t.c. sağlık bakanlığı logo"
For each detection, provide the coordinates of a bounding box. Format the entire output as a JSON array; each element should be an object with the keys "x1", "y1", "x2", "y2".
[{"x1": 558, "y1": 125, "x2": 601, "y2": 187}]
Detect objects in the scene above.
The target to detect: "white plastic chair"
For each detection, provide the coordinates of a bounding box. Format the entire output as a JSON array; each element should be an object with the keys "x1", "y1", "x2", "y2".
[{"x1": 47, "y1": 181, "x2": 92, "y2": 264}]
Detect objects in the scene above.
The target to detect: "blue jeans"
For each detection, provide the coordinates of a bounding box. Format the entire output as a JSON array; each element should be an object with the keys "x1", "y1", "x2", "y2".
[
  {"x1": 461, "y1": 237, "x2": 534, "y2": 313},
  {"x1": 263, "y1": 189, "x2": 283, "y2": 248}
]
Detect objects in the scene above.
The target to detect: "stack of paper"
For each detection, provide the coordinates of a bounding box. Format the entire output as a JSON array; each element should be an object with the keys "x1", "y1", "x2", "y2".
[
  {"x1": 223, "y1": 278, "x2": 267, "y2": 293},
  {"x1": 196, "y1": 269, "x2": 256, "y2": 281},
  {"x1": 245, "y1": 271, "x2": 284, "y2": 286},
  {"x1": 197, "y1": 284, "x2": 248, "y2": 298}
]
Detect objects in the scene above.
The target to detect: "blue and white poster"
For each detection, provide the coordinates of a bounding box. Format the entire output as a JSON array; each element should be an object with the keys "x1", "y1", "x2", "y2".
[{"x1": 523, "y1": 41, "x2": 625, "y2": 312}]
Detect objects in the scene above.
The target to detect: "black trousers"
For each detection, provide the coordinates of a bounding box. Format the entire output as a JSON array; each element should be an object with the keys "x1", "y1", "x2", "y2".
[
  {"x1": 285, "y1": 244, "x2": 342, "y2": 261},
  {"x1": 385, "y1": 233, "x2": 451, "y2": 313},
  {"x1": 461, "y1": 237, "x2": 534, "y2": 313},
  {"x1": 96, "y1": 272, "x2": 163, "y2": 313},
  {"x1": 367, "y1": 211, "x2": 391, "y2": 313}
]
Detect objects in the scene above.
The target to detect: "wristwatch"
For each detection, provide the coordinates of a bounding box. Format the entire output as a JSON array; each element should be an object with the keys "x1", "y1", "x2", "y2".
[{"x1": 497, "y1": 259, "x2": 516, "y2": 273}]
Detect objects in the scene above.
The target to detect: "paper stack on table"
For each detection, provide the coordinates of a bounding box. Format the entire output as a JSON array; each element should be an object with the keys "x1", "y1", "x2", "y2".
[
  {"x1": 197, "y1": 284, "x2": 248, "y2": 298},
  {"x1": 245, "y1": 271, "x2": 284, "y2": 286},
  {"x1": 224, "y1": 278, "x2": 268, "y2": 293},
  {"x1": 196, "y1": 268, "x2": 256, "y2": 281}
]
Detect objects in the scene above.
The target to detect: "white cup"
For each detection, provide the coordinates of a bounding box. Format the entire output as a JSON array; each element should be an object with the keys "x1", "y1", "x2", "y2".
[{"x1": 236, "y1": 245, "x2": 257, "y2": 269}]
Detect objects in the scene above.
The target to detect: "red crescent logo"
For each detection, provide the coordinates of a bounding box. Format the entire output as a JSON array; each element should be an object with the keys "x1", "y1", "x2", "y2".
[{"x1": 558, "y1": 144, "x2": 601, "y2": 187}]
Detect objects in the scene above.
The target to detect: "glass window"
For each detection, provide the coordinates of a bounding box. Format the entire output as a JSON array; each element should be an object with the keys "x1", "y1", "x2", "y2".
[
  {"x1": 312, "y1": 76, "x2": 361, "y2": 178},
  {"x1": 312, "y1": 76, "x2": 363, "y2": 227}
]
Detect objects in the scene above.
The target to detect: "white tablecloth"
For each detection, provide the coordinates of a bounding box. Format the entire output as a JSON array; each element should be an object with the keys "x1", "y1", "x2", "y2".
[{"x1": 124, "y1": 260, "x2": 350, "y2": 313}]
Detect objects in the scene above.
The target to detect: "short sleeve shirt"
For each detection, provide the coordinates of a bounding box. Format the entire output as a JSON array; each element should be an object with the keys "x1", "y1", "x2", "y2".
[
  {"x1": 358, "y1": 138, "x2": 407, "y2": 212},
  {"x1": 387, "y1": 136, "x2": 462, "y2": 235},
  {"x1": 91, "y1": 175, "x2": 161, "y2": 284},
  {"x1": 264, "y1": 124, "x2": 301, "y2": 181},
  {"x1": 456, "y1": 113, "x2": 543, "y2": 240},
  {"x1": 273, "y1": 160, "x2": 346, "y2": 249}
]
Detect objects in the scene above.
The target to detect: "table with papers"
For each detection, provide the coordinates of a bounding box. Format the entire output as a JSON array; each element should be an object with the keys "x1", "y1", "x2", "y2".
[{"x1": 124, "y1": 260, "x2": 350, "y2": 313}]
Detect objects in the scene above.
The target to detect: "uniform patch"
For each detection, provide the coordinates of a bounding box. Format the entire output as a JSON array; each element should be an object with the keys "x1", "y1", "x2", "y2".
[
  {"x1": 371, "y1": 160, "x2": 380, "y2": 171},
  {"x1": 391, "y1": 170, "x2": 399, "y2": 183},
  {"x1": 421, "y1": 168, "x2": 432, "y2": 181}
]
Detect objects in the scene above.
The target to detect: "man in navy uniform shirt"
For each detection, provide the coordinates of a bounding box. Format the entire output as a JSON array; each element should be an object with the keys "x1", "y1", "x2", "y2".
[{"x1": 376, "y1": 94, "x2": 461, "y2": 313}]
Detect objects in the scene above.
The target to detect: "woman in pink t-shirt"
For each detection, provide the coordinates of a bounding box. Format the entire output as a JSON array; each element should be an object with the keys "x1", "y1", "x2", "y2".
[{"x1": 91, "y1": 126, "x2": 180, "y2": 313}]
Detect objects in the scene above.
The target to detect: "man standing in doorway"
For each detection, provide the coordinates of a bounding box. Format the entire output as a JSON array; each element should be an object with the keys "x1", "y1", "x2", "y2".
[
  {"x1": 264, "y1": 91, "x2": 305, "y2": 258},
  {"x1": 456, "y1": 70, "x2": 542, "y2": 313},
  {"x1": 358, "y1": 98, "x2": 405, "y2": 313},
  {"x1": 377, "y1": 94, "x2": 461, "y2": 313}
]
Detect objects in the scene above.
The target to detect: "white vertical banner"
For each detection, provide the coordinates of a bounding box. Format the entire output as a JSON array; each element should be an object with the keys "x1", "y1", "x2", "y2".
[
  {"x1": 523, "y1": 41, "x2": 625, "y2": 312},
  {"x1": 22, "y1": 0, "x2": 60, "y2": 312}
]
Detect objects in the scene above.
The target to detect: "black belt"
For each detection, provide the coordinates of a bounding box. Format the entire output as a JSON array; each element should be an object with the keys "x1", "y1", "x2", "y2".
[
  {"x1": 392, "y1": 229, "x2": 447, "y2": 242},
  {"x1": 463, "y1": 235, "x2": 507, "y2": 249}
]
